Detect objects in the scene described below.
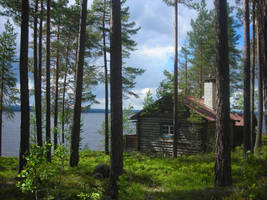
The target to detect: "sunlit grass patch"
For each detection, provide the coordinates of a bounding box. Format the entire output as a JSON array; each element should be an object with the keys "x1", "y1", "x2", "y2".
[{"x1": 0, "y1": 145, "x2": 266, "y2": 199}]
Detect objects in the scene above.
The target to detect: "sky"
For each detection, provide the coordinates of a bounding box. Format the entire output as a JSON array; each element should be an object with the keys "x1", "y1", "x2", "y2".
[
  {"x1": 93, "y1": 0, "x2": 199, "y2": 110},
  {"x1": 0, "y1": 0, "x2": 238, "y2": 110}
]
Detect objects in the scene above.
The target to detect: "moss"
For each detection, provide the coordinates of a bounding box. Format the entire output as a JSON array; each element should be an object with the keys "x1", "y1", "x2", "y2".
[{"x1": 0, "y1": 146, "x2": 266, "y2": 200}]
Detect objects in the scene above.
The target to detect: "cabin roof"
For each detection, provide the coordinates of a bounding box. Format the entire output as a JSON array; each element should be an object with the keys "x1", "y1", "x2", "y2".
[
  {"x1": 130, "y1": 94, "x2": 173, "y2": 120},
  {"x1": 185, "y1": 96, "x2": 244, "y2": 126},
  {"x1": 131, "y1": 95, "x2": 244, "y2": 127}
]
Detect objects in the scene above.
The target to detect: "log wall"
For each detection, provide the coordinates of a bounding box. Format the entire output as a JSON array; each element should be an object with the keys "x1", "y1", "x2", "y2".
[
  {"x1": 137, "y1": 116, "x2": 204, "y2": 156},
  {"x1": 126, "y1": 115, "x2": 243, "y2": 155}
]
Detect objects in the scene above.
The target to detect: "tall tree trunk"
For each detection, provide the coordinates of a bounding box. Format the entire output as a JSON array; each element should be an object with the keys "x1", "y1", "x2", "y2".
[
  {"x1": 69, "y1": 0, "x2": 87, "y2": 167},
  {"x1": 199, "y1": 45, "x2": 203, "y2": 97},
  {"x1": 185, "y1": 51, "x2": 188, "y2": 96},
  {"x1": 214, "y1": 0, "x2": 232, "y2": 187},
  {"x1": 109, "y1": 0, "x2": 123, "y2": 198},
  {"x1": 254, "y1": 12, "x2": 263, "y2": 151},
  {"x1": 258, "y1": 2, "x2": 267, "y2": 136},
  {"x1": 0, "y1": 74, "x2": 3, "y2": 156},
  {"x1": 19, "y1": 0, "x2": 30, "y2": 172},
  {"x1": 54, "y1": 25, "x2": 60, "y2": 150},
  {"x1": 61, "y1": 69, "x2": 67, "y2": 146},
  {"x1": 34, "y1": 0, "x2": 42, "y2": 147},
  {"x1": 73, "y1": 36, "x2": 79, "y2": 81},
  {"x1": 103, "y1": 0, "x2": 109, "y2": 155},
  {"x1": 46, "y1": 0, "x2": 51, "y2": 161},
  {"x1": 173, "y1": 0, "x2": 178, "y2": 158},
  {"x1": 37, "y1": 0, "x2": 43, "y2": 147},
  {"x1": 243, "y1": 0, "x2": 251, "y2": 156},
  {"x1": 61, "y1": 45, "x2": 70, "y2": 146},
  {"x1": 250, "y1": 0, "x2": 256, "y2": 152},
  {"x1": 36, "y1": 0, "x2": 44, "y2": 146}
]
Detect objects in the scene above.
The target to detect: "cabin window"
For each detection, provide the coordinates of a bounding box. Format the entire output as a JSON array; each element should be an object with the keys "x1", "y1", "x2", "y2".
[{"x1": 161, "y1": 124, "x2": 173, "y2": 138}]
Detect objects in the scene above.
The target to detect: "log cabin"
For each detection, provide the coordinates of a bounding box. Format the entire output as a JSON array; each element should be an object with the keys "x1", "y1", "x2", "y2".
[{"x1": 126, "y1": 79, "x2": 245, "y2": 156}]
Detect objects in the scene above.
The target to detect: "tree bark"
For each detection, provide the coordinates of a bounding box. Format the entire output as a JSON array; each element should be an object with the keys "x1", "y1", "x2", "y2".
[
  {"x1": 61, "y1": 45, "x2": 70, "y2": 146},
  {"x1": 0, "y1": 73, "x2": 3, "y2": 156},
  {"x1": 34, "y1": 0, "x2": 42, "y2": 147},
  {"x1": 103, "y1": 0, "x2": 109, "y2": 155},
  {"x1": 69, "y1": 0, "x2": 87, "y2": 167},
  {"x1": 199, "y1": 45, "x2": 203, "y2": 97},
  {"x1": 250, "y1": 0, "x2": 255, "y2": 151},
  {"x1": 242, "y1": 0, "x2": 251, "y2": 156},
  {"x1": 37, "y1": 0, "x2": 43, "y2": 147},
  {"x1": 257, "y1": 1, "x2": 267, "y2": 137},
  {"x1": 214, "y1": 0, "x2": 232, "y2": 187},
  {"x1": 185, "y1": 50, "x2": 188, "y2": 96},
  {"x1": 54, "y1": 25, "x2": 60, "y2": 150},
  {"x1": 109, "y1": 0, "x2": 123, "y2": 198},
  {"x1": 173, "y1": 0, "x2": 178, "y2": 158},
  {"x1": 61, "y1": 69, "x2": 67, "y2": 146},
  {"x1": 46, "y1": 0, "x2": 51, "y2": 161},
  {"x1": 19, "y1": 0, "x2": 30, "y2": 172},
  {"x1": 254, "y1": 10, "x2": 263, "y2": 151}
]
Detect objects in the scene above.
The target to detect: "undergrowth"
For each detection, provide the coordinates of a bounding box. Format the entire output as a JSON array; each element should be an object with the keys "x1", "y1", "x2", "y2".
[{"x1": 0, "y1": 144, "x2": 266, "y2": 200}]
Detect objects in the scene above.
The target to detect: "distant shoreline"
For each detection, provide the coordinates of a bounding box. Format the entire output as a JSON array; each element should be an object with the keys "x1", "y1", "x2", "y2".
[{"x1": 7, "y1": 105, "x2": 139, "y2": 114}]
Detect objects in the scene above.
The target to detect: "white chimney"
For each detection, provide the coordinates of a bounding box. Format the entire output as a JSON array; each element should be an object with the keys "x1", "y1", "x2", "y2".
[{"x1": 204, "y1": 79, "x2": 216, "y2": 110}]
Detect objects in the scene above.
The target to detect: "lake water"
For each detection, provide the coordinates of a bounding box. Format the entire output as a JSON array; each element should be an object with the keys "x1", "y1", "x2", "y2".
[
  {"x1": 2, "y1": 112, "x2": 105, "y2": 157},
  {"x1": 1, "y1": 112, "x2": 265, "y2": 157}
]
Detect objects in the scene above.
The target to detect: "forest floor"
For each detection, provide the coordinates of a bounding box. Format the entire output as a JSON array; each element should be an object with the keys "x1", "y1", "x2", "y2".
[{"x1": 0, "y1": 139, "x2": 267, "y2": 200}]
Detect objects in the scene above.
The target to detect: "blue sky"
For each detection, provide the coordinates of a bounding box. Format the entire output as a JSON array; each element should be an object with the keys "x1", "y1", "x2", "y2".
[
  {"x1": 0, "y1": 0, "x2": 240, "y2": 110},
  {"x1": 94, "y1": 0, "x2": 200, "y2": 109},
  {"x1": 92, "y1": 0, "x2": 238, "y2": 109}
]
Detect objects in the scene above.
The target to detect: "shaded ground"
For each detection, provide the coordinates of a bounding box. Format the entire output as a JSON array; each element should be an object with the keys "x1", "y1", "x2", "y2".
[{"x1": 0, "y1": 141, "x2": 267, "y2": 200}]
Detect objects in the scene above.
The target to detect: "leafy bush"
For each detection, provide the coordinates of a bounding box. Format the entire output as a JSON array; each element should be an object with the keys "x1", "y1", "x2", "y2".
[
  {"x1": 17, "y1": 144, "x2": 66, "y2": 200},
  {"x1": 0, "y1": 145, "x2": 265, "y2": 200}
]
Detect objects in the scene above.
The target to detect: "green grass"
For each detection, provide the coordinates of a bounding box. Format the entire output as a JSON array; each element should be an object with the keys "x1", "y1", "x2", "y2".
[{"x1": 0, "y1": 145, "x2": 266, "y2": 200}]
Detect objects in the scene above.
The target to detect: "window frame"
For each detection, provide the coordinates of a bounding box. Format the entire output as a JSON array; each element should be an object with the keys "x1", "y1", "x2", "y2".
[{"x1": 160, "y1": 123, "x2": 174, "y2": 138}]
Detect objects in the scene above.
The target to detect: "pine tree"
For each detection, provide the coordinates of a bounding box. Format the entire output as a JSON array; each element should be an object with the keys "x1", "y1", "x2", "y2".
[
  {"x1": 156, "y1": 70, "x2": 174, "y2": 98},
  {"x1": 254, "y1": 2, "x2": 263, "y2": 152},
  {"x1": 256, "y1": 1, "x2": 267, "y2": 139},
  {"x1": 214, "y1": 0, "x2": 232, "y2": 187},
  {"x1": 172, "y1": 0, "x2": 178, "y2": 158},
  {"x1": 188, "y1": 0, "x2": 214, "y2": 96},
  {"x1": 69, "y1": 0, "x2": 88, "y2": 167},
  {"x1": 0, "y1": 20, "x2": 18, "y2": 156},
  {"x1": 51, "y1": 0, "x2": 69, "y2": 150},
  {"x1": 109, "y1": 0, "x2": 123, "y2": 198},
  {"x1": 179, "y1": 45, "x2": 190, "y2": 96},
  {"x1": 250, "y1": 0, "x2": 256, "y2": 151},
  {"x1": 37, "y1": 0, "x2": 43, "y2": 147},
  {"x1": 102, "y1": 0, "x2": 109, "y2": 155},
  {"x1": 33, "y1": 0, "x2": 42, "y2": 147},
  {"x1": 186, "y1": 2, "x2": 241, "y2": 96},
  {"x1": 54, "y1": 1, "x2": 100, "y2": 147},
  {"x1": 91, "y1": 0, "x2": 144, "y2": 154},
  {"x1": 242, "y1": 0, "x2": 251, "y2": 156},
  {"x1": 91, "y1": 0, "x2": 144, "y2": 98},
  {"x1": 143, "y1": 89, "x2": 154, "y2": 108},
  {"x1": 46, "y1": 0, "x2": 51, "y2": 161},
  {"x1": 162, "y1": 0, "x2": 180, "y2": 158},
  {"x1": 19, "y1": 0, "x2": 30, "y2": 172}
]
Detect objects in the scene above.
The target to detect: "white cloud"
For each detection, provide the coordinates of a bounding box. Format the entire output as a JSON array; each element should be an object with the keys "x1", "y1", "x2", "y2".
[
  {"x1": 93, "y1": 86, "x2": 158, "y2": 110},
  {"x1": 108, "y1": 1, "x2": 198, "y2": 109},
  {"x1": 136, "y1": 45, "x2": 173, "y2": 61},
  {"x1": 0, "y1": 1, "x2": 220, "y2": 110},
  {"x1": 68, "y1": 0, "x2": 93, "y2": 7},
  {"x1": 124, "y1": 87, "x2": 157, "y2": 110}
]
